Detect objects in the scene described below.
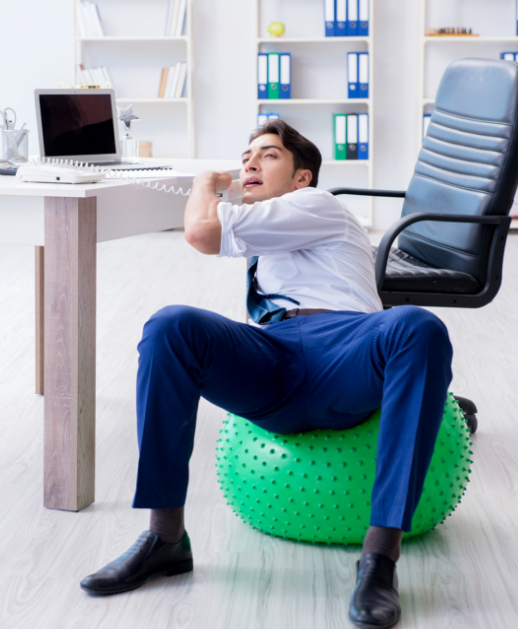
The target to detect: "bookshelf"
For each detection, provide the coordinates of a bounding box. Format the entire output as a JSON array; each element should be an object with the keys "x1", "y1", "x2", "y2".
[
  {"x1": 253, "y1": 0, "x2": 374, "y2": 229},
  {"x1": 73, "y1": 1, "x2": 194, "y2": 158},
  {"x1": 417, "y1": 0, "x2": 518, "y2": 155}
]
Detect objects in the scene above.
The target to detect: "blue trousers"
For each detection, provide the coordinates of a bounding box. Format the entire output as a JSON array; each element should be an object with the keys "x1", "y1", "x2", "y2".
[{"x1": 133, "y1": 305, "x2": 453, "y2": 532}]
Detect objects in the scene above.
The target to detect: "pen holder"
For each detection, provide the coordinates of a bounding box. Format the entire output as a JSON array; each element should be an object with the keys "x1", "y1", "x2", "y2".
[
  {"x1": 0, "y1": 129, "x2": 29, "y2": 164},
  {"x1": 1, "y1": 129, "x2": 29, "y2": 163}
]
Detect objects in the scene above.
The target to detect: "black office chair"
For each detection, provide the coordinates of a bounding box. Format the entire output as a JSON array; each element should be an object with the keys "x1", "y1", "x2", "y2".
[{"x1": 330, "y1": 58, "x2": 518, "y2": 434}]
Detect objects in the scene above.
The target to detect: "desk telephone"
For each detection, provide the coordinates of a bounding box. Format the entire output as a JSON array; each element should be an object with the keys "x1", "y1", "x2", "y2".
[{"x1": 15, "y1": 159, "x2": 243, "y2": 201}]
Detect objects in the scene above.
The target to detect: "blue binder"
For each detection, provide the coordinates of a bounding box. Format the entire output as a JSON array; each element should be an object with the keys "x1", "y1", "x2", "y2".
[
  {"x1": 359, "y1": 0, "x2": 369, "y2": 36},
  {"x1": 336, "y1": 0, "x2": 346, "y2": 37},
  {"x1": 358, "y1": 52, "x2": 369, "y2": 98},
  {"x1": 347, "y1": 0, "x2": 358, "y2": 36},
  {"x1": 324, "y1": 0, "x2": 336, "y2": 37},
  {"x1": 501, "y1": 52, "x2": 516, "y2": 61},
  {"x1": 257, "y1": 113, "x2": 268, "y2": 126},
  {"x1": 358, "y1": 113, "x2": 369, "y2": 160},
  {"x1": 280, "y1": 53, "x2": 291, "y2": 99},
  {"x1": 257, "y1": 53, "x2": 268, "y2": 99},
  {"x1": 268, "y1": 113, "x2": 280, "y2": 119},
  {"x1": 347, "y1": 52, "x2": 359, "y2": 98}
]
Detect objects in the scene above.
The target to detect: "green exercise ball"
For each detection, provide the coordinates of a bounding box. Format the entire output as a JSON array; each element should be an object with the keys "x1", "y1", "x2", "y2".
[{"x1": 216, "y1": 392, "x2": 473, "y2": 545}]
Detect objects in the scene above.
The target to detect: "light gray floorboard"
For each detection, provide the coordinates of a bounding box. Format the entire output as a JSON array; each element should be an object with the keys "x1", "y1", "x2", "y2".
[{"x1": 0, "y1": 230, "x2": 517, "y2": 628}]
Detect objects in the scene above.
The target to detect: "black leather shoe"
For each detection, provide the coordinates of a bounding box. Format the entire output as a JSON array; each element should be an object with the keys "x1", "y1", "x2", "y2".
[
  {"x1": 80, "y1": 530, "x2": 193, "y2": 595},
  {"x1": 348, "y1": 552, "x2": 401, "y2": 629}
]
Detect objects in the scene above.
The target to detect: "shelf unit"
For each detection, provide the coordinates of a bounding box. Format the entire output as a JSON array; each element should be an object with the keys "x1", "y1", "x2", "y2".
[
  {"x1": 253, "y1": 0, "x2": 374, "y2": 229},
  {"x1": 417, "y1": 0, "x2": 518, "y2": 155},
  {"x1": 73, "y1": 0, "x2": 194, "y2": 158}
]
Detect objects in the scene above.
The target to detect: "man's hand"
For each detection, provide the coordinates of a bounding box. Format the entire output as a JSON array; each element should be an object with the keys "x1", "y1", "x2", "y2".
[{"x1": 184, "y1": 171, "x2": 229, "y2": 255}]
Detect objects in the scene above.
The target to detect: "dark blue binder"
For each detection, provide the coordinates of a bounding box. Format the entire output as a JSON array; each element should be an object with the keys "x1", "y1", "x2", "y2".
[
  {"x1": 324, "y1": 0, "x2": 336, "y2": 37},
  {"x1": 359, "y1": 0, "x2": 369, "y2": 36},
  {"x1": 280, "y1": 53, "x2": 291, "y2": 99},
  {"x1": 347, "y1": 0, "x2": 358, "y2": 36}
]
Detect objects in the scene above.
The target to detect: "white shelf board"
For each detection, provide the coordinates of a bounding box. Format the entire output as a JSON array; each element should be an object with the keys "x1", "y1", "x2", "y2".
[
  {"x1": 257, "y1": 98, "x2": 370, "y2": 105},
  {"x1": 257, "y1": 37, "x2": 371, "y2": 44},
  {"x1": 116, "y1": 98, "x2": 189, "y2": 103},
  {"x1": 76, "y1": 36, "x2": 188, "y2": 42},
  {"x1": 322, "y1": 160, "x2": 372, "y2": 166},
  {"x1": 510, "y1": 218, "x2": 518, "y2": 230},
  {"x1": 424, "y1": 35, "x2": 518, "y2": 43}
]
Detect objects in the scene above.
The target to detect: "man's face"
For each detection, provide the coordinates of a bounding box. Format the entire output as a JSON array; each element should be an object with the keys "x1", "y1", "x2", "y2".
[{"x1": 240, "y1": 133, "x2": 312, "y2": 203}]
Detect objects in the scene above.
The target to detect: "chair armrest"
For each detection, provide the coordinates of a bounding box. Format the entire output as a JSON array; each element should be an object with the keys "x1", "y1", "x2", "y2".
[
  {"x1": 375, "y1": 212, "x2": 512, "y2": 292},
  {"x1": 329, "y1": 187, "x2": 407, "y2": 198}
]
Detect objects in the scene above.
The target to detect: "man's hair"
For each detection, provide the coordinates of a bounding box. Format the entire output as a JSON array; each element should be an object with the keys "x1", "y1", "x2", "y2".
[{"x1": 249, "y1": 119, "x2": 322, "y2": 188}]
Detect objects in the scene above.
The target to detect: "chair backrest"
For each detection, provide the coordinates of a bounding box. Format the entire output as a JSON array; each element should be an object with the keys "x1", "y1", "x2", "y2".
[{"x1": 399, "y1": 58, "x2": 518, "y2": 285}]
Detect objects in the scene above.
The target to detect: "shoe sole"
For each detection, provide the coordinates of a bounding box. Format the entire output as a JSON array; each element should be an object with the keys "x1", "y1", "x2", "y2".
[
  {"x1": 348, "y1": 612, "x2": 401, "y2": 629},
  {"x1": 80, "y1": 558, "x2": 194, "y2": 596}
]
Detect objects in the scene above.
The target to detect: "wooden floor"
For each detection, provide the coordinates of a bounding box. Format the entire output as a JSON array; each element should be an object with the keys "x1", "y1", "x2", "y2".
[{"x1": 1, "y1": 229, "x2": 518, "y2": 629}]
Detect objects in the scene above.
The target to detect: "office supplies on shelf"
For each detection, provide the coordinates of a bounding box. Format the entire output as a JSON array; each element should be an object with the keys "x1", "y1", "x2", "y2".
[
  {"x1": 501, "y1": 52, "x2": 517, "y2": 61},
  {"x1": 347, "y1": 0, "x2": 358, "y2": 36},
  {"x1": 358, "y1": 112, "x2": 368, "y2": 160},
  {"x1": 280, "y1": 53, "x2": 291, "y2": 99},
  {"x1": 267, "y1": 22, "x2": 285, "y2": 37},
  {"x1": 426, "y1": 27, "x2": 477, "y2": 36},
  {"x1": 359, "y1": 52, "x2": 369, "y2": 98},
  {"x1": 158, "y1": 68, "x2": 169, "y2": 98},
  {"x1": 165, "y1": 0, "x2": 187, "y2": 36},
  {"x1": 1, "y1": 108, "x2": 16, "y2": 131},
  {"x1": 175, "y1": 63, "x2": 188, "y2": 98},
  {"x1": 77, "y1": 2, "x2": 105, "y2": 38},
  {"x1": 324, "y1": 0, "x2": 336, "y2": 37},
  {"x1": 347, "y1": 52, "x2": 359, "y2": 98},
  {"x1": 423, "y1": 113, "x2": 431, "y2": 139},
  {"x1": 336, "y1": 0, "x2": 347, "y2": 37},
  {"x1": 333, "y1": 113, "x2": 347, "y2": 160},
  {"x1": 347, "y1": 113, "x2": 358, "y2": 159},
  {"x1": 359, "y1": 0, "x2": 369, "y2": 36},
  {"x1": 258, "y1": 53, "x2": 268, "y2": 99},
  {"x1": 268, "y1": 53, "x2": 280, "y2": 99}
]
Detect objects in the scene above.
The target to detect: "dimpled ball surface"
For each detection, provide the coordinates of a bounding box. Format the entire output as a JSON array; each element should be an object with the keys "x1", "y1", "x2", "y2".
[{"x1": 216, "y1": 393, "x2": 473, "y2": 545}]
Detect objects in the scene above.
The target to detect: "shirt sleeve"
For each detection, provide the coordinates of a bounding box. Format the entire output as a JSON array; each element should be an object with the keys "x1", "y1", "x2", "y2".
[{"x1": 217, "y1": 188, "x2": 349, "y2": 258}]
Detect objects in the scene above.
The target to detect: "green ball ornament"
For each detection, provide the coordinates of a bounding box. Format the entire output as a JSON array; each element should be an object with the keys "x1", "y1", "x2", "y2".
[{"x1": 216, "y1": 393, "x2": 473, "y2": 545}]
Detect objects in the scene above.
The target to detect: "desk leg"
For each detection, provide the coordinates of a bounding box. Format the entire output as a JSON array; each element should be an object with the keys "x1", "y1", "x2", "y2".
[
  {"x1": 35, "y1": 246, "x2": 45, "y2": 395},
  {"x1": 44, "y1": 196, "x2": 96, "y2": 511}
]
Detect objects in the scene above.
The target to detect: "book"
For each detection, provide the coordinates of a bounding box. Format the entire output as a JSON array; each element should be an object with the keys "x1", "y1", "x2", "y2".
[
  {"x1": 175, "y1": 0, "x2": 187, "y2": 36},
  {"x1": 165, "y1": 0, "x2": 174, "y2": 36},
  {"x1": 79, "y1": 2, "x2": 95, "y2": 37},
  {"x1": 168, "y1": 62, "x2": 182, "y2": 98},
  {"x1": 102, "y1": 66, "x2": 114, "y2": 88},
  {"x1": 168, "y1": 0, "x2": 181, "y2": 36},
  {"x1": 158, "y1": 68, "x2": 169, "y2": 98},
  {"x1": 76, "y1": 2, "x2": 87, "y2": 37},
  {"x1": 80, "y1": 64, "x2": 94, "y2": 85},
  {"x1": 92, "y1": 4, "x2": 105, "y2": 36},
  {"x1": 175, "y1": 63, "x2": 188, "y2": 98}
]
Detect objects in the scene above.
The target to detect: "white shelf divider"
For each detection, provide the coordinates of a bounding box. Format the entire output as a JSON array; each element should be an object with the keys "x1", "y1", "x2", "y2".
[
  {"x1": 254, "y1": 0, "x2": 374, "y2": 229},
  {"x1": 73, "y1": 0, "x2": 195, "y2": 158}
]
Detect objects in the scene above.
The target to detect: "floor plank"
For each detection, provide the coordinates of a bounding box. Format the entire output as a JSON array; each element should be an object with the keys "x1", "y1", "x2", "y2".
[{"x1": 0, "y1": 230, "x2": 517, "y2": 628}]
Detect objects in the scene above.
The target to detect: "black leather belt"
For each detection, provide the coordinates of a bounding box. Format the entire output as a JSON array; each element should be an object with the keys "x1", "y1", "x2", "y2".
[{"x1": 282, "y1": 308, "x2": 334, "y2": 320}]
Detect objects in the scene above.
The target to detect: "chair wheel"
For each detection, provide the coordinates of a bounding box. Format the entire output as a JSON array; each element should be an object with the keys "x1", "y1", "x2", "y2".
[{"x1": 464, "y1": 413, "x2": 478, "y2": 435}]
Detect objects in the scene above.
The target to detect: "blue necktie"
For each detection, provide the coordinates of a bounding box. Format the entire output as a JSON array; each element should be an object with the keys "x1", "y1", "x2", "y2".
[{"x1": 246, "y1": 256, "x2": 300, "y2": 325}]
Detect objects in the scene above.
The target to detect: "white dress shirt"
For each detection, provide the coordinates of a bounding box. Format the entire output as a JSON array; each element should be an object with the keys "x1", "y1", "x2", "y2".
[{"x1": 217, "y1": 187, "x2": 383, "y2": 314}]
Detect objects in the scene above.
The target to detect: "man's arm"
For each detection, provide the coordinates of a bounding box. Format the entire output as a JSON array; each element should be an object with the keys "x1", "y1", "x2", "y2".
[{"x1": 184, "y1": 171, "x2": 232, "y2": 255}]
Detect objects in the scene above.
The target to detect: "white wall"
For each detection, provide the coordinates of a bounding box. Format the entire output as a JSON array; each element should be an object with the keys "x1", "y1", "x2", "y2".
[{"x1": 0, "y1": 0, "x2": 514, "y2": 228}]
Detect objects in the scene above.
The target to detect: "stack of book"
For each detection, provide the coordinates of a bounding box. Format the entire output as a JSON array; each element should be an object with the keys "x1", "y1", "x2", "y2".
[
  {"x1": 76, "y1": 1, "x2": 105, "y2": 37},
  {"x1": 165, "y1": 0, "x2": 188, "y2": 36},
  {"x1": 324, "y1": 0, "x2": 369, "y2": 37},
  {"x1": 257, "y1": 53, "x2": 291, "y2": 100},
  {"x1": 158, "y1": 63, "x2": 188, "y2": 98},
  {"x1": 348, "y1": 52, "x2": 369, "y2": 99},
  {"x1": 76, "y1": 64, "x2": 113, "y2": 87},
  {"x1": 333, "y1": 113, "x2": 369, "y2": 160}
]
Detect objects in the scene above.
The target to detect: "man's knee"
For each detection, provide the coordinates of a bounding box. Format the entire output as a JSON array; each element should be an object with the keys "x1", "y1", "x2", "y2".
[
  {"x1": 385, "y1": 306, "x2": 452, "y2": 356},
  {"x1": 140, "y1": 305, "x2": 205, "y2": 350}
]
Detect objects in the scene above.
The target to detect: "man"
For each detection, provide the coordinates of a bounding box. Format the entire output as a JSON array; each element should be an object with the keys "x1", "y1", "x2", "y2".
[{"x1": 81, "y1": 120, "x2": 453, "y2": 629}]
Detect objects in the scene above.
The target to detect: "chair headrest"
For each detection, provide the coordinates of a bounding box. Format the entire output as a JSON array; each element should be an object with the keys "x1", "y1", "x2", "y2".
[{"x1": 436, "y1": 58, "x2": 518, "y2": 124}]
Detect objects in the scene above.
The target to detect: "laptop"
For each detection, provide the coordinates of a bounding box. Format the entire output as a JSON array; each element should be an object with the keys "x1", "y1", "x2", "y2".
[{"x1": 34, "y1": 88, "x2": 171, "y2": 170}]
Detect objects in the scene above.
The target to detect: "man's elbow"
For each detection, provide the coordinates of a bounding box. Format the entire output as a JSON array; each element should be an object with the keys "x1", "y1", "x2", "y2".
[{"x1": 184, "y1": 226, "x2": 221, "y2": 255}]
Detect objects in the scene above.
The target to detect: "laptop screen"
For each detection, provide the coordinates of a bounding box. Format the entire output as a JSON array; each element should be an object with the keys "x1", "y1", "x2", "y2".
[{"x1": 39, "y1": 93, "x2": 117, "y2": 157}]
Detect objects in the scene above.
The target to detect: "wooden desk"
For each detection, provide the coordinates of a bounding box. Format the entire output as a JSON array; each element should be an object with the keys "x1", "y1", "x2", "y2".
[{"x1": 0, "y1": 159, "x2": 241, "y2": 512}]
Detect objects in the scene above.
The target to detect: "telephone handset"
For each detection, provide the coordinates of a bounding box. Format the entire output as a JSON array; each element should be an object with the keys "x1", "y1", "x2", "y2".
[{"x1": 217, "y1": 179, "x2": 242, "y2": 202}]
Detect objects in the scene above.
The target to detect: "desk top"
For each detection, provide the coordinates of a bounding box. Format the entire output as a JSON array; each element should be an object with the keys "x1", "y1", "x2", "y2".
[{"x1": 0, "y1": 158, "x2": 242, "y2": 198}]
